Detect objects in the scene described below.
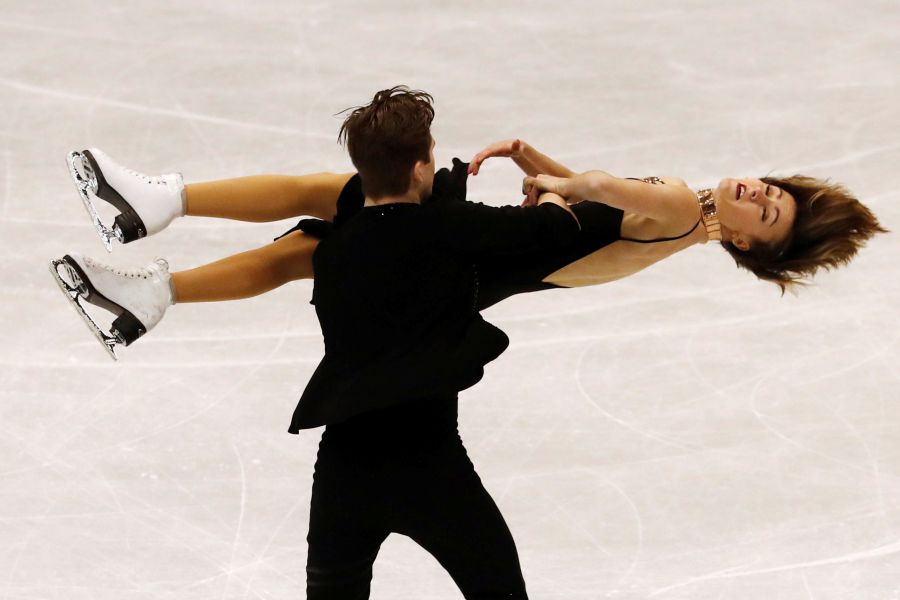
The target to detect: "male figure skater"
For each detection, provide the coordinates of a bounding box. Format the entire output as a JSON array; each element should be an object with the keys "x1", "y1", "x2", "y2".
[{"x1": 294, "y1": 86, "x2": 580, "y2": 599}]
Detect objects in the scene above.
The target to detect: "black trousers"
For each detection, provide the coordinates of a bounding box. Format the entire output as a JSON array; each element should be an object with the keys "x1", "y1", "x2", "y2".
[{"x1": 306, "y1": 399, "x2": 527, "y2": 599}]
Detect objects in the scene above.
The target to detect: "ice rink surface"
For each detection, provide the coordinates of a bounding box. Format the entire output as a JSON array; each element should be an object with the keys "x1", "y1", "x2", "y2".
[{"x1": 2, "y1": 1, "x2": 899, "y2": 598}]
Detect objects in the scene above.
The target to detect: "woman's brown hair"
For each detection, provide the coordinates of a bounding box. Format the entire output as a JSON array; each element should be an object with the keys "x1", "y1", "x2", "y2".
[
  {"x1": 722, "y1": 175, "x2": 887, "y2": 293},
  {"x1": 338, "y1": 86, "x2": 435, "y2": 199}
]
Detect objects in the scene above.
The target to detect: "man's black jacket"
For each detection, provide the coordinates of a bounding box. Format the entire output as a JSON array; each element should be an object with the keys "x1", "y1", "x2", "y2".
[{"x1": 288, "y1": 161, "x2": 579, "y2": 431}]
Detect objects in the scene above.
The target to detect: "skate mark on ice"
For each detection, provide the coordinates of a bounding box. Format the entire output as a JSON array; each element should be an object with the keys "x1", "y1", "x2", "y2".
[
  {"x1": 492, "y1": 416, "x2": 560, "y2": 502},
  {"x1": 0, "y1": 77, "x2": 332, "y2": 138},
  {"x1": 238, "y1": 491, "x2": 312, "y2": 595},
  {"x1": 532, "y1": 480, "x2": 613, "y2": 558},
  {"x1": 801, "y1": 572, "x2": 816, "y2": 599},
  {"x1": 648, "y1": 538, "x2": 900, "y2": 596},
  {"x1": 220, "y1": 442, "x2": 248, "y2": 600},
  {"x1": 596, "y1": 472, "x2": 645, "y2": 587},
  {"x1": 824, "y1": 392, "x2": 888, "y2": 519},
  {"x1": 745, "y1": 329, "x2": 900, "y2": 481},
  {"x1": 0, "y1": 19, "x2": 145, "y2": 44},
  {"x1": 1, "y1": 530, "x2": 33, "y2": 598},
  {"x1": 780, "y1": 139, "x2": 900, "y2": 175},
  {"x1": 573, "y1": 339, "x2": 697, "y2": 451},
  {"x1": 2, "y1": 150, "x2": 10, "y2": 218}
]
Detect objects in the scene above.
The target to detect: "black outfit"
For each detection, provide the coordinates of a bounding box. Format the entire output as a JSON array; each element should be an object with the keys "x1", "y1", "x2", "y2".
[
  {"x1": 283, "y1": 163, "x2": 695, "y2": 599},
  {"x1": 473, "y1": 199, "x2": 624, "y2": 308},
  {"x1": 289, "y1": 161, "x2": 578, "y2": 431},
  {"x1": 289, "y1": 159, "x2": 580, "y2": 599},
  {"x1": 309, "y1": 399, "x2": 526, "y2": 599}
]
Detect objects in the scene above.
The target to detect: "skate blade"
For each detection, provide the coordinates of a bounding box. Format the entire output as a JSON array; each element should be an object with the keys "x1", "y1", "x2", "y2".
[
  {"x1": 49, "y1": 258, "x2": 120, "y2": 361},
  {"x1": 66, "y1": 151, "x2": 123, "y2": 253}
]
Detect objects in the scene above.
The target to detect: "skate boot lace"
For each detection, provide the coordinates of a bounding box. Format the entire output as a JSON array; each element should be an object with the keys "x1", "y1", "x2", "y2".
[
  {"x1": 84, "y1": 256, "x2": 170, "y2": 279},
  {"x1": 121, "y1": 164, "x2": 170, "y2": 186}
]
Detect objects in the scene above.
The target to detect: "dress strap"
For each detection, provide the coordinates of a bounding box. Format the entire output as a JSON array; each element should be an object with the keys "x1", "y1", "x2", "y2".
[{"x1": 620, "y1": 219, "x2": 700, "y2": 244}]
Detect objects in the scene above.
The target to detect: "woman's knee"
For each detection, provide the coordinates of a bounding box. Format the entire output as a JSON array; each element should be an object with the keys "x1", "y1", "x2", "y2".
[
  {"x1": 291, "y1": 172, "x2": 354, "y2": 220},
  {"x1": 270, "y1": 231, "x2": 318, "y2": 281}
]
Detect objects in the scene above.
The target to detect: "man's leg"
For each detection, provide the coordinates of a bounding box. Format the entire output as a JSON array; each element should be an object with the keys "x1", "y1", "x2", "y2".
[
  {"x1": 395, "y1": 458, "x2": 528, "y2": 599},
  {"x1": 306, "y1": 457, "x2": 390, "y2": 600},
  {"x1": 185, "y1": 172, "x2": 354, "y2": 222}
]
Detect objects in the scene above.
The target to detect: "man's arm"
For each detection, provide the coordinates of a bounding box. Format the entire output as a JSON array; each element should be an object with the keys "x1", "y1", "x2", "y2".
[{"x1": 431, "y1": 192, "x2": 580, "y2": 258}]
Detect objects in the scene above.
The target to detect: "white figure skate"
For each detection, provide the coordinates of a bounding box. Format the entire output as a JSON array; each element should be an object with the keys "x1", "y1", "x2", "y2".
[
  {"x1": 49, "y1": 253, "x2": 173, "y2": 360},
  {"x1": 66, "y1": 148, "x2": 185, "y2": 251}
]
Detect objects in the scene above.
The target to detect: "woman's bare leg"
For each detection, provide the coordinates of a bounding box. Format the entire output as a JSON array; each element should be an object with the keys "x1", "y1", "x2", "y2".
[
  {"x1": 170, "y1": 231, "x2": 318, "y2": 303},
  {"x1": 184, "y1": 172, "x2": 355, "y2": 222}
]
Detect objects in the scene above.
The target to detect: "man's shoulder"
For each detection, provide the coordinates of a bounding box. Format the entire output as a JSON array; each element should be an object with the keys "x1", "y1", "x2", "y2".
[{"x1": 320, "y1": 204, "x2": 437, "y2": 251}]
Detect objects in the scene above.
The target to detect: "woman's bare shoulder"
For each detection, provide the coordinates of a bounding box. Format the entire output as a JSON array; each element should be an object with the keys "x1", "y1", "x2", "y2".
[{"x1": 638, "y1": 176, "x2": 699, "y2": 232}]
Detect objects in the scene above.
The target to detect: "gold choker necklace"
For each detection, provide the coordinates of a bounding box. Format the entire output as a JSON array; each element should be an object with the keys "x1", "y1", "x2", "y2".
[{"x1": 696, "y1": 189, "x2": 721, "y2": 241}]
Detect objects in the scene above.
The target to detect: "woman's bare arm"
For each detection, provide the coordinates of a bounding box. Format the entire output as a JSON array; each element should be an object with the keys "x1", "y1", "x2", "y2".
[
  {"x1": 524, "y1": 171, "x2": 698, "y2": 224},
  {"x1": 518, "y1": 142, "x2": 576, "y2": 178},
  {"x1": 469, "y1": 140, "x2": 575, "y2": 178}
]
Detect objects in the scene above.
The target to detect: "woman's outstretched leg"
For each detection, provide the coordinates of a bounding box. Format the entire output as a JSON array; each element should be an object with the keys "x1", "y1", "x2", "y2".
[
  {"x1": 50, "y1": 231, "x2": 319, "y2": 359},
  {"x1": 185, "y1": 172, "x2": 354, "y2": 222},
  {"x1": 68, "y1": 146, "x2": 352, "y2": 248},
  {"x1": 171, "y1": 230, "x2": 317, "y2": 302}
]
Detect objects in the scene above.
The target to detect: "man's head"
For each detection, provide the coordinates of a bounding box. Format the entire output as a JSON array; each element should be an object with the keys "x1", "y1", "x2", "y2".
[{"x1": 338, "y1": 86, "x2": 436, "y2": 201}]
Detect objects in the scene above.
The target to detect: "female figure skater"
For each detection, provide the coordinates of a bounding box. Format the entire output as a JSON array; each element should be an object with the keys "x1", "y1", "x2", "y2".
[{"x1": 51, "y1": 137, "x2": 884, "y2": 358}]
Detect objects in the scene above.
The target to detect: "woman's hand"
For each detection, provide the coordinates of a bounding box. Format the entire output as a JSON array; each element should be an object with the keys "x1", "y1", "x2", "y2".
[
  {"x1": 521, "y1": 171, "x2": 603, "y2": 206},
  {"x1": 468, "y1": 139, "x2": 525, "y2": 175},
  {"x1": 521, "y1": 174, "x2": 571, "y2": 206}
]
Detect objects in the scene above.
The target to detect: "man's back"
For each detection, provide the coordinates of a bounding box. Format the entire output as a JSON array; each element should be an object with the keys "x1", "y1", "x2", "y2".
[
  {"x1": 288, "y1": 168, "x2": 579, "y2": 432},
  {"x1": 289, "y1": 200, "x2": 509, "y2": 431},
  {"x1": 314, "y1": 203, "x2": 478, "y2": 364}
]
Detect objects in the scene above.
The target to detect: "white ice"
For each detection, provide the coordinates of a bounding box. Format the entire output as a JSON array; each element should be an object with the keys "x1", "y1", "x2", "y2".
[{"x1": 1, "y1": 1, "x2": 899, "y2": 598}]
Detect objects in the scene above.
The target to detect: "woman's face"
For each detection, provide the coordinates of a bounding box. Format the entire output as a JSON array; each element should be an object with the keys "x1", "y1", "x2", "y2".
[{"x1": 713, "y1": 178, "x2": 797, "y2": 251}]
